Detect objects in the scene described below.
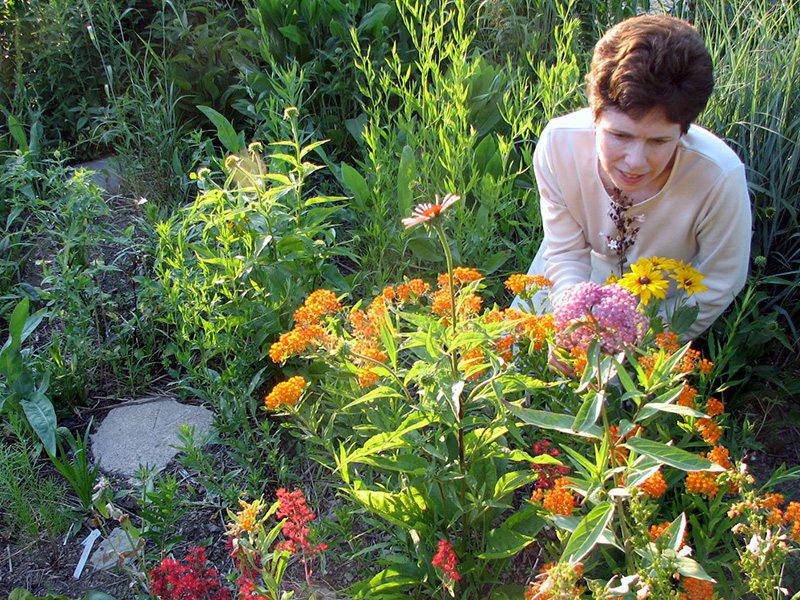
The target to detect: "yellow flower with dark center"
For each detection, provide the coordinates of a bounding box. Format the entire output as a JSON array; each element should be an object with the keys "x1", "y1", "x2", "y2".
[
  {"x1": 617, "y1": 261, "x2": 669, "y2": 305},
  {"x1": 672, "y1": 264, "x2": 709, "y2": 295}
]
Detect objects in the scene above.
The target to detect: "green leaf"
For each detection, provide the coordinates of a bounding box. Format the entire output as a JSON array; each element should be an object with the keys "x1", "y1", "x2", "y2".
[
  {"x1": 625, "y1": 438, "x2": 725, "y2": 472},
  {"x1": 675, "y1": 556, "x2": 716, "y2": 581},
  {"x1": 504, "y1": 401, "x2": 602, "y2": 439},
  {"x1": 550, "y1": 514, "x2": 622, "y2": 550},
  {"x1": 360, "y1": 454, "x2": 428, "y2": 475},
  {"x1": 359, "y1": 3, "x2": 392, "y2": 33},
  {"x1": 572, "y1": 390, "x2": 603, "y2": 433},
  {"x1": 562, "y1": 502, "x2": 615, "y2": 564},
  {"x1": 342, "y1": 162, "x2": 370, "y2": 211},
  {"x1": 637, "y1": 401, "x2": 708, "y2": 421},
  {"x1": 278, "y1": 24, "x2": 309, "y2": 46},
  {"x1": 197, "y1": 105, "x2": 243, "y2": 155},
  {"x1": 480, "y1": 506, "x2": 545, "y2": 559},
  {"x1": 8, "y1": 116, "x2": 29, "y2": 151},
  {"x1": 352, "y1": 486, "x2": 427, "y2": 529},
  {"x1": 20, "y1": 387, "x2": 57, "y2": 456},
  {"x1": 662, "y1": 513, "x2": 687, "y2": 553},
  {"x1": 397, "y1": 145, "x2": 417, "y2": 218}
]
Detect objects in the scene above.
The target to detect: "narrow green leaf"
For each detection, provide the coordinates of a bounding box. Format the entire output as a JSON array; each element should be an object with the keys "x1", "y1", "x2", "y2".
[
  {"x1": 562, "y1": 502, "x2": 615, "y2": 564},
  {"x1": 572, "y1": 390, "x2": 603, "y2": 433},
  {"x1": 504, "y1": 401, "x2": 602, "y2": 439},
  {"x1": 625, "y1": 437, "x2": 725, "y2": 472}
]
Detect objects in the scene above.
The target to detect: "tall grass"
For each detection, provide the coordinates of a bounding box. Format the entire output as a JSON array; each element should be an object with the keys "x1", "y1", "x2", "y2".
[{"x1": 697, "y1": 0, "x2": 800, "y2": 330}]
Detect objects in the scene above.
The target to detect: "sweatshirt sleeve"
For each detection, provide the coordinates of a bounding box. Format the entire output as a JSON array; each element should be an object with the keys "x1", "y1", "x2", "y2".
[
  {"x1": 534, "y1": 125, "x2": 593, "y2": 304},
  {"x1": 684, "y1": 164, "x2": 751, "y2": 338}
]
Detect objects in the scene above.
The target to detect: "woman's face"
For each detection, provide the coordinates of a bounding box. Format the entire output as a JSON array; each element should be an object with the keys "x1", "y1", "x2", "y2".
[{"x1": 594, "y1": 107, "x2": 683, "y2": 200}]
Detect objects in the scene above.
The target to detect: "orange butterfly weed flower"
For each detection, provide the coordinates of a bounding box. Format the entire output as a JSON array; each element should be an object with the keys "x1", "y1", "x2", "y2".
[
  {"x1": 685, "y1": 471, "x2": 719, "y2": 497},
  {"x1": 639, "y1": 470, "x2": 668, "y2": 498},
  {"x1": 265, "y1": 376, "x2": 307, "y2": 409},
  {"x1": 705, "y1": 397, "x2": 724, "y2": 417}
]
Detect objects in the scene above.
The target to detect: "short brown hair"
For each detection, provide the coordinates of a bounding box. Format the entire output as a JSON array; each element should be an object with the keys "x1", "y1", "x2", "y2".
[{"x1": 586, "y1": 14, "x2": 713, "y2": 134}]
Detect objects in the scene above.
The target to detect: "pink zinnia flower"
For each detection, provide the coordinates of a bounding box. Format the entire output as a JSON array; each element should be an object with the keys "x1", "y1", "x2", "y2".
[
  {"x1": 553, "y1": 282, "x2": 648, "y2": 354},
  {"x1": 402, "y1": 193, "x2": 461, "y2": 228}
]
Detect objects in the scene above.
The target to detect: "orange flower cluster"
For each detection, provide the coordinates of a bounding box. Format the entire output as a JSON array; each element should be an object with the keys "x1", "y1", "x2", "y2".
[
  {"x1": 608, "y1": 425, "x2": 641, "y2": 464},
  {"x1": 677, "y1": 384, "x2": 698, "y2": 407},
  {"x1": 533, "y1": 478, "x2": 576, "y2": 516},
  {"x1": 264, "y1": 375, "x2": 306, "y2": 409},
  {"x1": 488, "y1": 308, "x2": 553, "y2": 355},
  {"x1": 236, "y1": 499, "x2": 262, "y2": 532},
  {"x1": 707, "y1": 446, "x2": 732, "y2": 470},
  {"x1": 685, "y1": 471, "x2": 720, "y2": 497},
  {"x1": 460, "y1": 347, "x2": 487, "y2": 380},
  {"x1": 269, "y1": 323, "x2": 333, "y2": 362},
  {"x1": 639, "y1": 338, "x2": 713, "y2": 379},
  {"x1": 649, "y1": 521, "x2": 688, "y2": 547},
  {"x1": 569, "y1": 347, "x2": 588, "y2": 376},
  {"x1": 639, "y1": 469, "x2": 667, "y2": 497},
  {"x1": 270, "y1": 290, "x2": 342, "y2": 362},
  {"x1": 656, "y1": 331, "x2": 680, "y2": 352},
  {"x1": 680, "y1": 577, "x2": 718, "y2": 600},
  {"x1": 705, "y1": 397, "x2": 724, "y2": 417},
  {"x1": 504, "y1": 273, "x2": 552, "y2": 295},
  {"x1": 438, "y1": 267, "x2": 483, "y2": 288},
  {"x1": 696, "y1": 418, "x2": 723, "y2": 445},
  {"x1": 292, "y1": 289, "x2": 341, "y2": 325},
  {"x1": 351, "y1": 339, "x2": 388, "y2": 388},
  {"x1": 760, "y1": 500, "x2": 800, "y2": 541}
]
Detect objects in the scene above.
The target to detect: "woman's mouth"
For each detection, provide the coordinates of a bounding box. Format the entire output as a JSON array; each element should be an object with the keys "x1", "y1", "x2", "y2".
[{"x1": 617, "y1": 169, "x2": 647, "y2": 185}]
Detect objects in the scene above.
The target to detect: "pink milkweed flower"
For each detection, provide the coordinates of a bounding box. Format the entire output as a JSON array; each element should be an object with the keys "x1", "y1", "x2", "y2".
[
  {"x1": 553, "y1": 282, "x2": 648, "y2": 355},
  {"x1": 402, "y1": 193, "x2": 461, "y2": 229}
]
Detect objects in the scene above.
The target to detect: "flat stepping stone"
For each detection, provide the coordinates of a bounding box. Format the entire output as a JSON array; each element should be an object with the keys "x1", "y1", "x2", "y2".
[{"x1": 91, "y1": 397, "x2": 213, "y2": 476}]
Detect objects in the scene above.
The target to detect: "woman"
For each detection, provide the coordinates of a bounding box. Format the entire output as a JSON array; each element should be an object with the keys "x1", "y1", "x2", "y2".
[{"x1": 514, "y1": 14, "x2": 751, "y2": 339}]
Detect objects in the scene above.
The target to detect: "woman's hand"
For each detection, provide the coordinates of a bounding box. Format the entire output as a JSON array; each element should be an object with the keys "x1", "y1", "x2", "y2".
[{"x1": 548, "y1": 344, "x2": 576, "y2": 378}]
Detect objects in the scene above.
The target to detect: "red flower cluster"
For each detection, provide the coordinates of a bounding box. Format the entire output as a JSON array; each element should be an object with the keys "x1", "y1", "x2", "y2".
[
  {"x1": 149, "y1": 547, "x2": 231, "y2": 600},
  {"x1": 531, "y1": 440, "x2": 570, "y2": 490},
  {"x1": 275, "y1": 488, "x2": 328, "y2": 558},
  {"x1": 431, "y1": 539, "x2": 461, "y2": 585}
]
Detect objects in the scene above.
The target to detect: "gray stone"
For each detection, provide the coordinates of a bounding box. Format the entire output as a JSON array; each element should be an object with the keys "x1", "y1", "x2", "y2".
[
  {"x1": 91, "y1": 397, "x2": 214, "y2": 476},
  {"x1": 90, "y1": 527, "x2": 142, "y2": 570},
  {"x1": 76, "y1": 156, "x2": 122, "y2": 195}
]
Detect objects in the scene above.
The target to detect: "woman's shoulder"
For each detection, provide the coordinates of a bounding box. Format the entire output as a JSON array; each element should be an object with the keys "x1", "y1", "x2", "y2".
[
  {"x1": 543, "y1": 108, "x2": 594, "y2": 135},
  {"x1": 680, "y1": 123, "x2": 745, "y2": 173}
]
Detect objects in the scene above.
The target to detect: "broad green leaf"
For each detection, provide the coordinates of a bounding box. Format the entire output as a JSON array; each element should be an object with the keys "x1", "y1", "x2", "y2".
[
  {"x1": 625, "y1": 437, "x2": 725, "y2": 472},
  {"x1": 359, "y1": 3, "x2": 392, "y2": 33},
  {"x1": 342, "y1": 162, "x2": 370, "y2": 211},
  {"x1": 397, "y1": 145, "x2": 416, "y2": 217},
  {"x1": 278, "y1": 24, "x2": 309, "y2": 46},
  {"x1": 20, "y1": 388, "x2": 58, "y2": 456},
  {"x1": 480, "y1": 506, "x2": 545, "y2": 559},
  {"x1": 360, "y1": 454, "x2": 428, "y2": 475},
  {"x1": 562, "y1": 502, "x2": 615, "y2": 564},
  {"x1": 197, "y1": 105, "x2": 243, "y2": 155},
  {"x1": 8, "y1": 115, "x2": 29, "y2": 151},
  {"x1": 504, "y1": 401, "x2": 602, "y2": 439},
  {"x1": 352, "y1": 486, "x2": 427, "y2": 529}
]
